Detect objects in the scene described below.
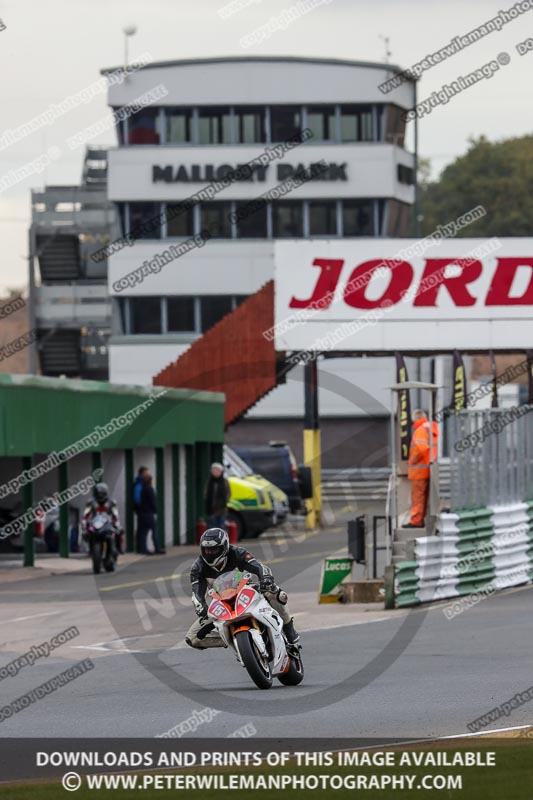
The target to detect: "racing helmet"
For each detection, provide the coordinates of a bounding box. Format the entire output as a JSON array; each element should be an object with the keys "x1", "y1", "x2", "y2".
[
  {"x1": 200, "y1": 528, "x2": 229, "y2": 571},
  {"x1": 94, "y1": 482, "x2": 109, "y2": 504}
]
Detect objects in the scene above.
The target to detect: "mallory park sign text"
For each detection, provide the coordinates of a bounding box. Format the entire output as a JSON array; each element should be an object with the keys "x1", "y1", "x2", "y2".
[{"x1": 152, "y1": 163, "x2": 348, "y2": 183}]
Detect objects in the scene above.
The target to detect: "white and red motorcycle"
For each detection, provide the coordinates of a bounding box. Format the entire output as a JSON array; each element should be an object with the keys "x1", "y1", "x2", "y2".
[{"x1": 206, "y1": 569, "x2": 304, "y2": 690}]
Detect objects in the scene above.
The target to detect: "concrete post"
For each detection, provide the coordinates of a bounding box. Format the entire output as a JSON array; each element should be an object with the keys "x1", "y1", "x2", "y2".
[
  {"x1": 22, "y1": 456, "x2": 34, "y2": 567},
  {"x1": 155, "y1": 447, "x2": 165, "y2": 546},
  {"x1": 124, "y1": 448, "x2": 134, "y2": 552},
  {"x1": 58, "y1": 461, "x2": 69, "y2": 558}
]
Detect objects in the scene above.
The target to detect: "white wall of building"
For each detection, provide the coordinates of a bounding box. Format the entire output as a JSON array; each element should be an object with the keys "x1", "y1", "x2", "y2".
[
  {"x1": 108, "y1": 144, "x2": 414, "y2": 204},
  {"x1": 248, "y1": 357, "x2": 395, "y2": 418},
  {"x1": 106, "y1": 57, "x2": 415, "y2": 109},
  {"x1": 109, "y1": 241, "x2": 274, "y2": 297},
  {"x1": 109, "y1": 342, "x2": 189, "y2": 386}
]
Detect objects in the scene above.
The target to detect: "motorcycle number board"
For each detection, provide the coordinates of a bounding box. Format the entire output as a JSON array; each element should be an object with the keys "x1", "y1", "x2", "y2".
[{"x1": 273, "y1": 238, "x2": 533, "y2": 352}]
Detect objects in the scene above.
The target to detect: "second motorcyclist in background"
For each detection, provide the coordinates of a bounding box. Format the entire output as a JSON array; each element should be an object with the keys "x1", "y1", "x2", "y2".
[{"x1": 83, "y1": 482, "x2": 121, "y2": 550}]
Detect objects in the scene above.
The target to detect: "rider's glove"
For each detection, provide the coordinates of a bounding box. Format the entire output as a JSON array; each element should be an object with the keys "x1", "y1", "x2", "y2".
[
  {"x1": 192, "y1": 594, "x2": 207, "y2": 618},
  {"x1": 260, "y1": 575, "x2": 277, "y2": 594}
]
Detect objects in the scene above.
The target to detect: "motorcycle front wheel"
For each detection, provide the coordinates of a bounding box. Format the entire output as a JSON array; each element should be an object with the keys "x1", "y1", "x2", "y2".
[
  {"x1": 278, "y1": 652, "x2": 304, "y2": 686},
  {"x1": 234, "y1": 630, "x2": 272, "y2": 689},
  {"x1": 92, "y1": 542, "x2": 102, "y2": 574}
]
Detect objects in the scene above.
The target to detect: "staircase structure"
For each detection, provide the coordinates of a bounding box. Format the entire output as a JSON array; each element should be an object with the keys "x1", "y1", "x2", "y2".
[
  {"x1": 29, "y1": 147, "x2": 116, "y2": 378},
  {"x1": 154, "y1": 281, "x2": 287, "y2": 427}
]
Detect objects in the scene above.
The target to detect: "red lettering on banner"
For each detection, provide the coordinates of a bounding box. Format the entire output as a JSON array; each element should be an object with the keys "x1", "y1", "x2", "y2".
[
  {"x1": 414, "y1": 259, "x2": 482, "y2": 306},
  {"x1": 343, "y1": 260, "x2": 413, "y2": 309},
  {"x1": 485, "y1": 257, "x2": 533, "y2": 305},
  {"x1": 288, "y1": 258, "x2": 344, "y2": 309}
]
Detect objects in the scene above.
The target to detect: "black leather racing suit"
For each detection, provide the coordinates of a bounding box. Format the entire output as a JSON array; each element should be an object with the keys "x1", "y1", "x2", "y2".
[
  {"x1": 190, "y1": 545, "x2": 271, "y2": 616},
  {"x1": 186, "y1": 545, "x2": 291, "y2": 649}
]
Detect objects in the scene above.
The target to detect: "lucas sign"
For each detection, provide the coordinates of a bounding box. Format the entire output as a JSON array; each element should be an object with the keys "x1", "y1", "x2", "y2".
[{"x1": 273, "y1": 239, "x2": 533, "y2": 352}]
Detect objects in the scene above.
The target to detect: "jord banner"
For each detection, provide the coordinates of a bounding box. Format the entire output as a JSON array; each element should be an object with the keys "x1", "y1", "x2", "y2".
[{"x1": 273, "y1": 238, "x2": 533, "y2": 352}]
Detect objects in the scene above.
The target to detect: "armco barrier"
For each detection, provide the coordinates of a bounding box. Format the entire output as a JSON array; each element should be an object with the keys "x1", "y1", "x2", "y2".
[{"x1": 393, "y1": 501, "x2": 533, "y2": 608}]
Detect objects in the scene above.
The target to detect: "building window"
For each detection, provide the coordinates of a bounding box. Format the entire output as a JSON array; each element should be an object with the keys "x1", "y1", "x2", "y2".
[
  {"x1": 397, "y1": 164, "x2": 415, "y2": 185},
  {"x1": 340, "y1": 105, "x2": 374, "y2": 142},
  {"x1": 200, "y1": 296, "x2": 233, "y2": 332},
  {"x1": 201, "y1": 202, "x2": 233, "y2": 238},
  {"x1": 167, "y1": 297, "x2": 196, "y2": 332},
  {"x1": 127, "y1": 107, "x2": 160, "y2": 144},
  {"x1": 234, "y1": 106, "x2": 266, "y2": 143},
  {"x1": 384, "y1": 104, "x2": 407, "y2": 146},
  {"x1": 129, "y1": 202, "x2": 161, "y2": 239},
  {"x1": 130, "y1": 297, "x2": 162, "y2": 334},
  {"x1": 198, "y1": 107, "x2": 233, "y2": 144},
  {"x1": 270, "y1": 106, "x2": 302, "y2": 141},
  {"x1": 166, "y1": 108, "x2": 193, "y2": 143},
  {"x1": 117, "y1": 203, "x2": 127, "y2": 238},
  {"x1": 343, "y1": 200, "x2": 374, "y2": 236},
  {"x1": 166, "y1": 203, "x2": 195, "y2": 237},
  {"x1": 307, "y1": 106, "x2": 336, "y2": 141},
  {"x1": 273, "y1": 201, "x2": 304, "y2": 237},
  {"x1": 116, "y1": 297, "x2": 127, "y2": 334},
  {"x1": 236, "y1": 202, "x2": 268, "y2": 238},
  {"x1": 113, "y1": 109, "x2": 126, "y2": 145},
  {"x1": 309, "y1": 201, "x2": 337, "y2": 236}
]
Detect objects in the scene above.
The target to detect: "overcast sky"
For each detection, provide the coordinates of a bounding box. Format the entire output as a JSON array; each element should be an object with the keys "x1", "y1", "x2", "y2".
[{"x1": 0, "y1": 0, "x2": 531, "y2": 293}]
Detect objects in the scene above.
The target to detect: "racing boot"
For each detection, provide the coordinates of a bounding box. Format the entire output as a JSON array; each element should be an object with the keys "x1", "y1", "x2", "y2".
[{"x1": 283, "y1": 617, "x2": 300, "y2": 645}]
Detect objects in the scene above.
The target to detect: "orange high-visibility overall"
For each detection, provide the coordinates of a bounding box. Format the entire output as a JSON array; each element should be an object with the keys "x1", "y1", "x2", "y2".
[{"x1": 408, "y1": 418, "x2": 439, "y2": 526}]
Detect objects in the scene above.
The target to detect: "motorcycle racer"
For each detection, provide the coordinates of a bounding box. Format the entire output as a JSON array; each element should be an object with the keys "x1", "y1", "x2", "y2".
[
  {"x1": 185, "y1": 528, "x2": 300, "y2": 650},
  {"x1": 82, "y1": 482, "x2": 121, "y2": 549}
]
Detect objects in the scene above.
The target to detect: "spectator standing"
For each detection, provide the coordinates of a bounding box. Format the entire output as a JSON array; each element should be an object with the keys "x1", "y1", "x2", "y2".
[
  {"x1": 137, "y1": 472, "x2": 166, "y2": 555},
  {"x1": 204, "y1": 462, "x2": 230, "y2": 529}
]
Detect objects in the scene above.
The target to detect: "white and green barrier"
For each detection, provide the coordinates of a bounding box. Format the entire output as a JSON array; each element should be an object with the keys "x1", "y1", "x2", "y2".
[{"x1": 393, "y1": 500, "x2": 533, "y2": 608}]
